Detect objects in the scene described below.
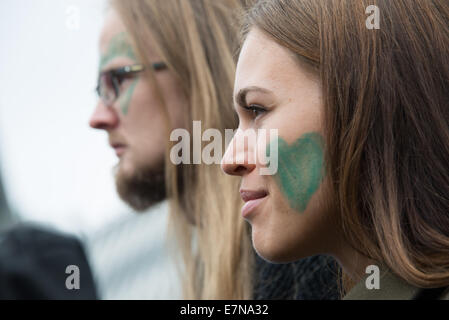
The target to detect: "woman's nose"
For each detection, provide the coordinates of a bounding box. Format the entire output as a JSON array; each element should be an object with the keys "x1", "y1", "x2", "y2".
[{"x1": 221, "y1": 132, "x2": 256, "y2": 176}]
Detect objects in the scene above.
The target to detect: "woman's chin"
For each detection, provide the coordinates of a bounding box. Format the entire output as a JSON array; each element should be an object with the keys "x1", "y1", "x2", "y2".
[{"x1": 252, "y1": 231, "x2": 304, "y2": 264}]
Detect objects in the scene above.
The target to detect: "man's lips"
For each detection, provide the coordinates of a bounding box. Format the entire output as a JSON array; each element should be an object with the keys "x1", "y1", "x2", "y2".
[
  {"x1": 110, "y1": 143, "x2": 126, "y2": 157},
  {"x1": 240, "y1": 189, "x2": 268, "y2": 218}
]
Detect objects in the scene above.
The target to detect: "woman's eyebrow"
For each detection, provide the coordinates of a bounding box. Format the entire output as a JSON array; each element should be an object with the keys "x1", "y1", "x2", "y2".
[{"x1": 234, "y1": 86, "x2": 273, "y2": 107}]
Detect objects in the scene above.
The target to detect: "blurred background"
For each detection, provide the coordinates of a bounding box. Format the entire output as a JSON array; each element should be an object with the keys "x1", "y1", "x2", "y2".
[{"x1": 0, "y1": 0, "x2": 179, "y2": 299}]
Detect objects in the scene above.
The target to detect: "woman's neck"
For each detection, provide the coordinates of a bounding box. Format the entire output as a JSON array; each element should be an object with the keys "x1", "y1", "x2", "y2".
[{"x1": 331, "y1": 238, "x2": 377, "y2": 284}]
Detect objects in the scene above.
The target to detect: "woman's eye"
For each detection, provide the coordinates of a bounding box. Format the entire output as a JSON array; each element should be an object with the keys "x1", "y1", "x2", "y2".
[{"x1": 244, "y1": 105, "x2": 266, "y2": 119}]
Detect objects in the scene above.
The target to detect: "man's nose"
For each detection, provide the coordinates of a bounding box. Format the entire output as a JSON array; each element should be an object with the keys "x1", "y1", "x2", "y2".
[
  {"x1": 89, "y1": 102, "x2": 119, "y2": 130},
  {"x1": 221, "y1": 133, "x2": 256, "y2": 176}
]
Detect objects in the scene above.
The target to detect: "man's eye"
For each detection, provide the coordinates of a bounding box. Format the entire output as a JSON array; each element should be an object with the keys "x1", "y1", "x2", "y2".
[
  {"x1": 115, "y1": 74, "x2": 132, "y2": 85},
  {"x1": 244, "y1": 104, "x2": 266, "y2": 118}
]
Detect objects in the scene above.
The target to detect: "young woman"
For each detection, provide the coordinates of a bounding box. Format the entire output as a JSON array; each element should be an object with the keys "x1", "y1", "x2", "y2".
[
  {"x1": 222, "y1": 0, "x2": 449, "y2": 299},
  {"x1": 92, "y1": 0, "x2": 338, "y2": 299}
]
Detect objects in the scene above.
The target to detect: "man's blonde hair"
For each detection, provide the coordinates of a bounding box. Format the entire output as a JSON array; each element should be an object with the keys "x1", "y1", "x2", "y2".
[{"x1": 111, "y1": 0, "x2": 253, "y2": 299}]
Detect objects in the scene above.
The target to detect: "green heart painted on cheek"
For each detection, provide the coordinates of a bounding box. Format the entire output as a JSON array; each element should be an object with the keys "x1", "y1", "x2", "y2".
[{"x1": 268, "y1": 132, "x2": 325, "y2": 213}]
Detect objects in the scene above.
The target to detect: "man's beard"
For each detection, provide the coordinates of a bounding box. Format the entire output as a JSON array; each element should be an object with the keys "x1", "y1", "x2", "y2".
[{"x1": 114, "y1": 158, "x2": 166, "y2": 212}]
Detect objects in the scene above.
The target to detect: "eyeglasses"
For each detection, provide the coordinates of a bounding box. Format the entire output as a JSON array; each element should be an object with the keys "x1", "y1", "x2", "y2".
[{"x1": 96, "y1": 62, "x2": 167, "y2": 107}]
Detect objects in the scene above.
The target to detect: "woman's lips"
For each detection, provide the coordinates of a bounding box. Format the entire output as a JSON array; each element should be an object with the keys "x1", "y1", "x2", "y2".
[{"x1": 240, "y1": 189, "x2": 268, "y2": 218}]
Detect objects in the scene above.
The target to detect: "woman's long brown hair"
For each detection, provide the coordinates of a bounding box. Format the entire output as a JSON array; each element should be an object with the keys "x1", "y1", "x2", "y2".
[{"x1": 244, "y1": 0, "x2": 449, "y2": 289}]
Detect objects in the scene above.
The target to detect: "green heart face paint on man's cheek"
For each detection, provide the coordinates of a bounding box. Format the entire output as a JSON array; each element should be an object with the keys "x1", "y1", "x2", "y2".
[{"x1": 268, "y1": 132, "x2": 325, "y2": 213}]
